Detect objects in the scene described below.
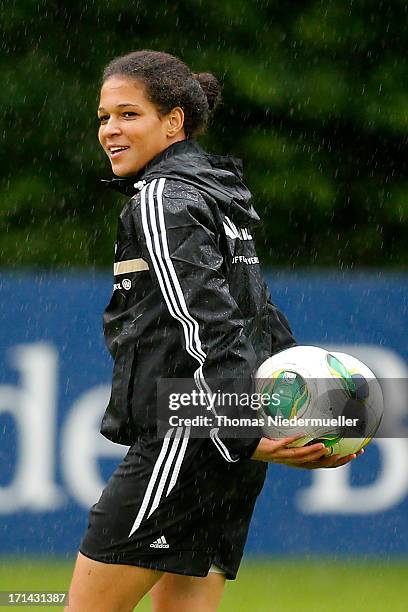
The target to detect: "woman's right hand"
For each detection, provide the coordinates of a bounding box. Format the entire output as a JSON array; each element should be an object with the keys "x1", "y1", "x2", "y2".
[{"x1": 251, "y1": 435, "x2": 361, "y2": 469}]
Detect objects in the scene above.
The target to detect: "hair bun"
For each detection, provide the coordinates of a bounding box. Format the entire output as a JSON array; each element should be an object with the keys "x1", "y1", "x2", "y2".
[{"x1": 194, "y1": 72, "x2": 221, "y2": 113}]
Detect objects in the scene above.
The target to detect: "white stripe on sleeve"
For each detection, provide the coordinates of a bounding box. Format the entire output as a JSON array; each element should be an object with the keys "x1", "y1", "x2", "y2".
[{"x1": 140, "y1": 178, "x2": 237, "y2": 463}]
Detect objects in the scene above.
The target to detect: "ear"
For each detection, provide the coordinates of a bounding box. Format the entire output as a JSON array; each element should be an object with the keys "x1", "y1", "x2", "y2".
[{"x1": 166, "y1": 107, "x2": 185, "y2": 137}]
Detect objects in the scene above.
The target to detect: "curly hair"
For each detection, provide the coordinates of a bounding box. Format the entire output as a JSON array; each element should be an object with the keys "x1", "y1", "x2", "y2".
[{"x1": 102, "y1": 50, "x2": 221, "y2": 138}]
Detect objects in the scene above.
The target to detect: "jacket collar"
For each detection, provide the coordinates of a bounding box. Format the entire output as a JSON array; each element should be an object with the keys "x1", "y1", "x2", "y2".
[
  {"x1": 100, "y1": 176, "x2": 143, "y2": 196},
  {"x1": 100, "y1": 139, "x2": 259, "y2": 226},
  {"x1": 101, "y1": 140, "x2": 201, "y2": 196}
]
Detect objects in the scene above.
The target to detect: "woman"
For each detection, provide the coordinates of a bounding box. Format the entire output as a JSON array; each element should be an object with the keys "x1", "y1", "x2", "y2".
[{"x1": 66, "y1": 50, "x2": 360, "y2": 611}]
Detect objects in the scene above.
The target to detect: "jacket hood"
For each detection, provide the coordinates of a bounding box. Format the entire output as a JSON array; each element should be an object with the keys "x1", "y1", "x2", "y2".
[{"x1": 102, "y1": 139, "x2": 260, "y2": 226}]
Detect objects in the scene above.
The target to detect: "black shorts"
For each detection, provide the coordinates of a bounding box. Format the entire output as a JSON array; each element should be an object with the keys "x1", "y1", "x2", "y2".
[{"x1": 80, "y1": 428, "x2": 266, "y2": 580}]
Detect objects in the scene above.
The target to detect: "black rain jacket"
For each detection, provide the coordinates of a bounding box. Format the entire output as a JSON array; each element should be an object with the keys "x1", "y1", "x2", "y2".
[{"x1": 100, "y1": 139, "x2": 296, "y2": 461}]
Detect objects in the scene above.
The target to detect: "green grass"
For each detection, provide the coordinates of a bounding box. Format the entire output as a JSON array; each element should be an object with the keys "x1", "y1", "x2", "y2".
[{"x1": 1, "y1": 558, "x2": 407, "y2": 611}]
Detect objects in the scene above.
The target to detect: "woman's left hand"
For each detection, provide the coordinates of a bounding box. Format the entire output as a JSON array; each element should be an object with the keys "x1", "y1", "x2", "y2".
[{"x1": 290, "y1": 448, "x2": 364, "y2": 469}]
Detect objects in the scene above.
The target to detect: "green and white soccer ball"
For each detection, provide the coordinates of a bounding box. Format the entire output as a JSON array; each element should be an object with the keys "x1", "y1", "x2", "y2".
[{"x1": 255, "y1": 345, "x2": 383, "y2": 458}]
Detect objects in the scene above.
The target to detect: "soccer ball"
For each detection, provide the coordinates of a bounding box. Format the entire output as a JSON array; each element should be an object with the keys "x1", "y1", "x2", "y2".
[{"x1": 255, "y1": 345, "x2": 383, "y2": 458}]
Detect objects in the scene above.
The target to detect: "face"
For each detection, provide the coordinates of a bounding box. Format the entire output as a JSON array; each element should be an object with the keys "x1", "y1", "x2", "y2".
[{"x1": 98, "y1": 76, "x2": 181, "y2": 177}]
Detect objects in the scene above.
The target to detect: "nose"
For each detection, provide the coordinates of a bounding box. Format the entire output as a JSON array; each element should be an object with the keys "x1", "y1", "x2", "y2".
[{"x1": 102, "y1": 116, "x2": 122, "y2": 137}]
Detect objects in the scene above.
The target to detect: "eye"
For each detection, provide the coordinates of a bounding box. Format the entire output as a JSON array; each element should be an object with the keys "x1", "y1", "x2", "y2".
[
  {"x1": 123, "y1": 111, "x2": 138, "y2": 118},
  {"x1": 98, "y1": 115, "x2": 109, "y2": 124}
]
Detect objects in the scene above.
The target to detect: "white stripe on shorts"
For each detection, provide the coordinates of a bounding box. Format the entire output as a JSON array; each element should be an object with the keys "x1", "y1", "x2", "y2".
[
  {"x1": 128, "y1": 427, "x2": 191, "y2": 537},
  {"x1": 128, "y1": 428, "x2": 174, "y2": 537},
  {"x1": 166, "y1": 426, "x2": 190, "y2": 496},
  {"x1": 147, "y1": 426, "x2": 184, "y2": 519}
]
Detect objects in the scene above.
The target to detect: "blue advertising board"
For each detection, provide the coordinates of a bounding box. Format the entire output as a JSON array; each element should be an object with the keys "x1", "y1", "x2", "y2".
[{"x1": 0, "y1": 272, "x2": 407, "y2": 556}]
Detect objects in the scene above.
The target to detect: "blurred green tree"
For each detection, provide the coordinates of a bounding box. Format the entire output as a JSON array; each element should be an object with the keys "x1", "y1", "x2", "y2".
[{"x1": 1, "y1": 0, "x2": 407, "y2": 267}]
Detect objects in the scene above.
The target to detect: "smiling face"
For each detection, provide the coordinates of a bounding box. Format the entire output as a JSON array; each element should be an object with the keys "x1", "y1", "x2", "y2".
[{"x1": 98, "y1": 76, "x2": 185, "y2": 177}]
